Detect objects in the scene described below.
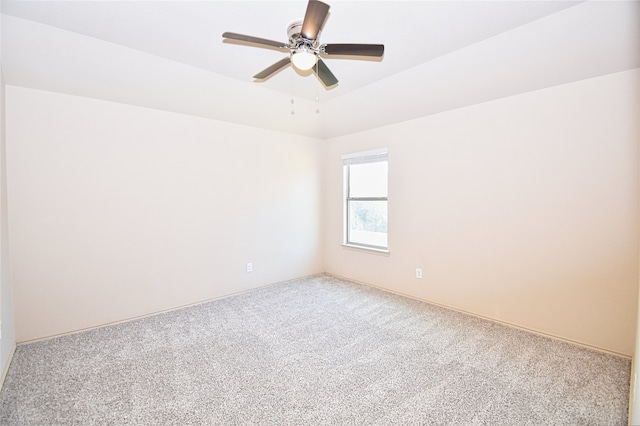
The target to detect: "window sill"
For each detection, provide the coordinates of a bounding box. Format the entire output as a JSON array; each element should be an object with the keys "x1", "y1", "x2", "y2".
[{"x1": 341, "y1": 244, "x2": 390, "y2": 256}]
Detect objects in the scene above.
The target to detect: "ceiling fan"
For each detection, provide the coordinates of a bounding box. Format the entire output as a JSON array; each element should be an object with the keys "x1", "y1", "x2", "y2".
[{"x1": 222, "y1": 0, "x2": 384, "y2": 88}]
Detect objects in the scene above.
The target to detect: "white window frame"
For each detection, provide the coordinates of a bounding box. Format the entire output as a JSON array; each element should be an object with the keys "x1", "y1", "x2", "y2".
[{"x1": 342, "y1": 148, "x2": 389, "y2": 252}]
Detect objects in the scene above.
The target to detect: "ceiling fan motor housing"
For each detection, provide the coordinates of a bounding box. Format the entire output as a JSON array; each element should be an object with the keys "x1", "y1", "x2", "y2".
[{"x1": 288, "y1": 21, "x2": 319, "y2": 50}]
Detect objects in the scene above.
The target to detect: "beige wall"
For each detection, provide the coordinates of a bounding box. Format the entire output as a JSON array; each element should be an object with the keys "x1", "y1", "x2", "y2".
[
  {"x1": 325, "y1": 70, "x2": 640, "y2": 356},
  {"x1": 6, "y1": 86, "x2": 325, "y2": 342},
  {"x1": 630, "y1": 96, "x2": 640, "y2": 423},
  {"x1": 5, "y1": 69, "x2": 639, "y2": 357},
  {"x1": 1, "y1": 44, "x2": 17, "y2": 380}
]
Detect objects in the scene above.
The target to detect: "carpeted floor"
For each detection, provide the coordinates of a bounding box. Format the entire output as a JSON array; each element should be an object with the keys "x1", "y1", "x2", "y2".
[{"x1": 0, "y1": 274, "x2": 631, "y2": 425}]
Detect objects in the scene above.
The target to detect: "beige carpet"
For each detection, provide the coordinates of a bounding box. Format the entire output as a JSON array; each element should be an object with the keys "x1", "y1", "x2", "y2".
[{"x1": 0, "y1": 274, "x2": 631, "y2": 424}]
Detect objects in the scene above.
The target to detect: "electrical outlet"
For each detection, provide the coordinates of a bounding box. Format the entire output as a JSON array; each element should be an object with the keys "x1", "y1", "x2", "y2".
[
  {"x1": 416, "y1": 268, "x2": 423, "y2": 279},
  {"x1": 246, "y1": 263, "x2": 253, "y2": 273}
]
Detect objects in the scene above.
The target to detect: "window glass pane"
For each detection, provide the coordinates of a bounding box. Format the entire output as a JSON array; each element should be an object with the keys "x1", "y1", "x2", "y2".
[
  {"x1": 348, "y1": 200, "x2": 388, "y2": 248},
  {"x1": 349, "y1": 162, "x2": 388, "y2": 198}
]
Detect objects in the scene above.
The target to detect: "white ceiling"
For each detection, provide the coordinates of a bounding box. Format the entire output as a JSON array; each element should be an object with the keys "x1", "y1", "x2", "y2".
[{"x1": 2, "y1": 0, "x2": 639, "y2": 138}]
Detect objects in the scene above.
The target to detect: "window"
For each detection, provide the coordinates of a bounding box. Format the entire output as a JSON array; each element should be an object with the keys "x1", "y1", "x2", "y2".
[{"x1": 342, "y1": 148, "x2": 388, "y2": 251}]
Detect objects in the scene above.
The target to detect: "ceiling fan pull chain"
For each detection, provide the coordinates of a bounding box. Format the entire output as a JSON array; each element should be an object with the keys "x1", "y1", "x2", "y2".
[
  {"x1": 315, "y1": 61, "x2": 320, "y2": 114},
  {"x1": 289, "y1": 71, "x2": 295, "y2": 115}
]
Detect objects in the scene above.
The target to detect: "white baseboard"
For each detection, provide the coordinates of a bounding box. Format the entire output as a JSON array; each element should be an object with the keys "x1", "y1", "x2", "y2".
[
  {"x1": 19, "y1": 273, "x2": 327, "y2": 345},
  {"x1": 326, "y1": 272, "x2": 630, "y2": 359},
  {"x1": 0, "y1": 342, "x2": 16, "y2": 390}
]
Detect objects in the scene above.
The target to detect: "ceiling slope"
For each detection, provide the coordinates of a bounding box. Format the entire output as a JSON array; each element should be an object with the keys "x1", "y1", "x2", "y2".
[
  {"x1": 2, "y1": 1, "x2": 638, "y2": 138},
  {"x1": 322, "y1": 0, "x2": 640, "y2": 137},
  {"x1": 2, "y1": 15, "x2": 325, "y2": 137}
]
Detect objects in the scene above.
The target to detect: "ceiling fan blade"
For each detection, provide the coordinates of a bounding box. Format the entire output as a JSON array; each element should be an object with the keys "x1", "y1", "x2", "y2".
[
  {"x1": 301, "y1": 0, "x2": 330, "y2": 40},
  {"x1": 253, "y1": 57, "x2": 291, "y2": 80},
  {"x1": 322, "y1": 44, "x2": 385, "y2": 57},
  {"x1": 313, "y1": 58, "x2": 338, "y2": 87},
  {"x1": 223, "y1": 32, "x2": 287, "y2": 49}
]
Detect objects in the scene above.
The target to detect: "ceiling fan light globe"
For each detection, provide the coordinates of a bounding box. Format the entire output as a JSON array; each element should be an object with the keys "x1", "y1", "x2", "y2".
[{"x1": 291, "y1": 50, "x2": 317, "y2": 71}]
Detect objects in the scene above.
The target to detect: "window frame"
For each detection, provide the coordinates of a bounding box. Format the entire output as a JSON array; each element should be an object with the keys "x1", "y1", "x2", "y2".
[{"x1": 342, "y1": 148, "x2": 389, "y2": 252}]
